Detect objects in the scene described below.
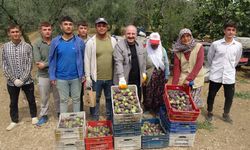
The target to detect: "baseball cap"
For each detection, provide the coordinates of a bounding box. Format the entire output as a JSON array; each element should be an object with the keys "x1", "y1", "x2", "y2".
[
  {"x1": 149, "y1": 32, "x2": 160, "y2": 45},
  {"x1": 95, "y1": 18, "x2": 108, "y2": 24}
]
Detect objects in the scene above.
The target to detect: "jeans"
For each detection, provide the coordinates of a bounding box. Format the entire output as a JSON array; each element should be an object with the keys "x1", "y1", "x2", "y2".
[
  {"x1": 56, "y1": 78, "x2": 81, "y2": 113},
  {"x1": 7, "y1": 83, "x2": 37, "y2": 123},
  {"x1": 38, "y1": 77, "x2": 60, "y2": 117},
  {"x1": 90, "y1": 80, "x2": 113, "y2": 120},
  {"x1": 207, "y1": 80, "x2": 235, "y2": 114}
]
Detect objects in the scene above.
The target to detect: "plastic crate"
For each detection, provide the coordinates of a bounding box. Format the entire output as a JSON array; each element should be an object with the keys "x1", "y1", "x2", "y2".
[
  {"x1": 159, "y1": 107, "x2": 197, "y2": 134},
  {"x1": 113, "y1": 122, "x2": 141, "y2": 137},
  {"x1": 111, "y1": 85, "x2": 143, "y2": 124},
  {"x1": 55, "y1": 138, "x2": 85, "y2": 150},
  {"x1": 85, "y1": 120, "x2": 113, "y2": 150},
  {"x1": 141, "y1": 118, "x2": 169, "y2": 149},
  {"x1": 55, "y1": 111, "x2": 86, "y2": 142},
  {"x1": 114, "y1": 135, "x2": 141, "y2": 150},
  {"x1": 168, "y1": 133, "x2": 195, "y2": 147},
  {"x1": 164, "y1": 85, "x2": 200, "y2": 122}
]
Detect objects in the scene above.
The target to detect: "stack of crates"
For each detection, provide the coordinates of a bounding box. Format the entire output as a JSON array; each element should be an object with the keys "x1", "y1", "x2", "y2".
[
  {"x1": 55, "y1": 111, "x2": 86, "y2": 150},
  {"x1": 141, "y1": 118, "x2": 169, "y2": 149},
  {"x1": 160, "y1": 85, "x2": 200, "y2": 147},
  {"x1": 84, "y1": 120, "x2": 113, "y2": 150},
  {"x1": 111, "y1": 85, "x2": 143, "y2": 150}
]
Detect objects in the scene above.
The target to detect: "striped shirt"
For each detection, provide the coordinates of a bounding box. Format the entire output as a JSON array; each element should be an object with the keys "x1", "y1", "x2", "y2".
[{"x1": 2, "y1": 40, "x2": 33, "y2": 86}]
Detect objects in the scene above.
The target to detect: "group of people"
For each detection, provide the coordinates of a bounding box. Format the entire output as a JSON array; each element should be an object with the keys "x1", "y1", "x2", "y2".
[{"x1": 2, "y1": 15, "x2": 242, "y2": 131}]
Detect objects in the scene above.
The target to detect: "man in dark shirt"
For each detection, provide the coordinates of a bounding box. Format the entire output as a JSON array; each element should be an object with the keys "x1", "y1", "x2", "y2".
[{"x1": 113, "y1": 25, "x2": 146, "y2": 100}]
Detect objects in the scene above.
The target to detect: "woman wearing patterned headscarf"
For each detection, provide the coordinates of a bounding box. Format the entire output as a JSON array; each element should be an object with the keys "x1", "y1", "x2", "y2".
[
  {"x1": 172, "y1": 28, "x2": 205, "y2": 108},
  {"x1": 143, "y1": 32, "x2": 170, "y2": 113}
]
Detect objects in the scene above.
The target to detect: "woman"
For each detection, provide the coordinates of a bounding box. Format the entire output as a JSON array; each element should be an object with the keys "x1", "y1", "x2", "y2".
[
  {"x1": 172, "y1": 28, "x2": 205, "y2": 108},
  {"x1": 143, "y1": 32, "x2": 170, "y2": 113}
]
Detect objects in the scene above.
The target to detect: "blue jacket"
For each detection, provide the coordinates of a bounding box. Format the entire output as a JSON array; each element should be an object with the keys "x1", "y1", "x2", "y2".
[{"x1": 49, "y1": 35, "x2": 85, "y2": 80}]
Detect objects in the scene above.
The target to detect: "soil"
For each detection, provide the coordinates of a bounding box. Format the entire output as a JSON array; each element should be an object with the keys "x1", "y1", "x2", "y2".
[{"x1": 0, "y1": 39, "x2": 250, "y2": 149}]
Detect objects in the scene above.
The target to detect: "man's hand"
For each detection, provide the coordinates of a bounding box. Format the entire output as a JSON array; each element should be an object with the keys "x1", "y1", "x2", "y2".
[
  {"x1": 51, "y1": 80, "x2": 56, "y2": 86},
  {"x1": 36, "y1": 62, "x2": 45, "y2": 69},
  {"x1": 14, "y1": 79, "x2": 24, "y2": 87}
]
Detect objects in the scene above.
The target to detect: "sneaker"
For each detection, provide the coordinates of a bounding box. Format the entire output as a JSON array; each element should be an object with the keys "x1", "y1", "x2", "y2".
[
  {"x1": 206, "y1": 112, "x2": 213, "y2": 122},
  {"x1": 6, "y1": 122, "x2": 17, "y2": 131},
  {"x1": 222, "y1": 113, "x2": 233, "y2": 124},
  {"x1": 36, "y1": 116, "x2": 48, "y2": 126},
  {"x1": 32, "y1": 117, "x2": 39, "y2": 125}
]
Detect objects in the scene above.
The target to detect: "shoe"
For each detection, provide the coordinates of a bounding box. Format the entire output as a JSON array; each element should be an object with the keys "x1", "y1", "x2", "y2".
[
  {"x1": 222, "y1": 113, "x2": 233, "y2": 124},
  {"x1": 32, "y1": 117, "x2": 39, "y2": 125},
  {"x1": 36, "y1": 116, "x2": 48, "y2": 126},
  {"x1": 6, "y1": 122, "x2": 17, "y2": 131},
  {"x1": 206, "y1": 112, "x2": 213, "y2": 122}
]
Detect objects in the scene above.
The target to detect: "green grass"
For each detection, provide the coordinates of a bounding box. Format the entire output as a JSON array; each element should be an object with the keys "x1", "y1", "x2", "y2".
[
  {"x1": 234, "y1": 91, "x2": 250, "y2": 99},
  {"x1": 237, "y1": 79, "x2": 250, "y2": 84},
  {"x1": 197, "y1": 120, "x2": 216, "y2": 131}
]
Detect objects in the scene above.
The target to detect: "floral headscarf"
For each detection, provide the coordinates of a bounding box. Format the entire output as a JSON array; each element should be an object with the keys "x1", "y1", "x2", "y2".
[{"x1": 173, "y1": 28, "x2": 196, "y2": 53}]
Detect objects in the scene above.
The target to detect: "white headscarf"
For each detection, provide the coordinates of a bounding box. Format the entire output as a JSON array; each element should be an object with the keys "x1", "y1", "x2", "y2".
[{"x1": 147, "y1": 32, "x2": 165, "y2": 71}]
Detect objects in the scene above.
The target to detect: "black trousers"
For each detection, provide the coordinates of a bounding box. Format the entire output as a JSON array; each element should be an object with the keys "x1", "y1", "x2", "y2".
[
  {"x1": 207, "y1": 80, "x2": 235, "y2": 114},
  {"x1": 80, "y1": 83, "x2": 84, "y2": 111},
  {"x1": 7, "y1": 83, "x2": 37, "y2": 123}
]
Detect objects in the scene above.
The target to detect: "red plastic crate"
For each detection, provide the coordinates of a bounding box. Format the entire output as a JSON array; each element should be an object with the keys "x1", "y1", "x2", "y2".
[
  {"x1": 85, "y1": 120, "x2": 113, "y2": 150},
  {"x1": 164, "y1": 85, "x2": 200, "y2": 122}
]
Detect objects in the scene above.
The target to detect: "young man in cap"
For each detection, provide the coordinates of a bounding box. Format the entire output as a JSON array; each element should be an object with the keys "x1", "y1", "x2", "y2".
[
  {"x1": 113, "y1": 25, "x2": 147, "y2": 101},
  {"x1": 85, "y1": 17, "x2": 117, "y2": 120},
  {"x1": 49, "y1": 16, "x2": 85, "y2": 113},
  {"x1": 2, "y1": 24, "x2": 38, "y2": 130},
  {"x1": 33, "y1": 22, "x2": 60, "y2": 125}
]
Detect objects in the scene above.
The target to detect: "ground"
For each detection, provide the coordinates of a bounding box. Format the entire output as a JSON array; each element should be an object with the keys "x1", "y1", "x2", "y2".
[{"x1": 0, "y1": 37, "x2": 250, "y2": 149}]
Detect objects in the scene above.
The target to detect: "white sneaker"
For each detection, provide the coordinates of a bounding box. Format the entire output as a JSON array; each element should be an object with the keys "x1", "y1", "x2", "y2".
[
  {"x1": 32, "y1": 117, "x2": 39, "y2": 125},
  {"x1": 6, "y1": 122, "x2": 17, "y2": 131}
]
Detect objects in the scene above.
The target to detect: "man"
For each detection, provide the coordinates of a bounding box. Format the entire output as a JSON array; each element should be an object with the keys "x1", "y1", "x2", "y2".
[
  {"x1": 49, "y1": 16, "x2": 85, "y2": 113},
  {"x1": 33, "y1": 22, "x2": 60, "y2": 125},
  {"x1": 77, "y1": 20, "x2": 91, "y2": 43},
  {"x1": 77, "y1": 20, "x2": 90, "y2": 111},
  {"x1": 113, "y1": 25, "x2": 146, "y2": 101},
  {"x1": 2, "y1": 24, "x2": 38, "y2": 131},
  {"x1": 206, "y1": 21, "x2": 242, "y2": 123},
  {"x1": 85, "y1": 18, "x2": 117, "y2": 120}
]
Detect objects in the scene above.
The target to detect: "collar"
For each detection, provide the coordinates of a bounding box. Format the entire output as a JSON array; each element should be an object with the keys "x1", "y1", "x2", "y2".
[
  {"x1": 59, "y1": 34, "x2": 76, "y2": 42},
  {"x1": 221, "y1": 38, "x2": 236, "y2": 45},
  {"x1": 10, "y1": 40, "x2": 22, "y2": 46}
]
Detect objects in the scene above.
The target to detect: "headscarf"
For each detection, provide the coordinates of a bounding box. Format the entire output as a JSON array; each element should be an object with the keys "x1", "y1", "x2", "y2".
[
  {"x1": 147, "y1": 32, "x2": 165, "y2": 71},
  {"x1": 173, "y1": 28, "x2": 196, "y2": 53}
]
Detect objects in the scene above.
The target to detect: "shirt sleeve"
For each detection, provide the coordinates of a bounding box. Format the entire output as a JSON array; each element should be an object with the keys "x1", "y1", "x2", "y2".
[
  {"x1": 32, "y1": 40, "x2": 41, "y2": 63},
  {"x1": 186, "y1": 46, "x2": 204, "y2": 81},
  {"x1": 235, "y1": 44, "x2": 243, "y2": 67},
  {"x1": 163, "y1": 48, "x2": 170, "y2": 79},
  {"x1": 207, "y1": 42, "x2": 216, "y2": 67},
  {"x1": 2, "y1": 45, "x2": 15, "y2": 82},
  {"x1": 172, "y1": 53, "x2": 181, "y2": 84},
  {"x1": 20, "y1": 44, "x2": 33, "y2": 83},
  {"x1": 113, "y1": 43, "x2": 125, "y2": 79}
]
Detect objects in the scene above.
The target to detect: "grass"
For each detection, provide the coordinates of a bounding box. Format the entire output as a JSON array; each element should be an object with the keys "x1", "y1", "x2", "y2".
[
  {"x1": 234, "y1": 91, "x2": 250, "y2": 99},
  {"x1": 197, "y1": 120, "x2": 216, "y2": 131}
]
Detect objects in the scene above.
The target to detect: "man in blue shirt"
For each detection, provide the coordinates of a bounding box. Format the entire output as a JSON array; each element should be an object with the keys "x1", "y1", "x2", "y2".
[{"x1": 49, "y1": 16, "x2": 85, "y2": 113}]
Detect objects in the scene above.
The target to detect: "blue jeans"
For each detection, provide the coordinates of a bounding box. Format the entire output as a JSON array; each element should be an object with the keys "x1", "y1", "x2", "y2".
[
  {"x1": 56, "y1": 78, "x2": 81, "y2": 113},
  {"x1": 90, "y1": 80, "x2": 113, "y2": 120}
]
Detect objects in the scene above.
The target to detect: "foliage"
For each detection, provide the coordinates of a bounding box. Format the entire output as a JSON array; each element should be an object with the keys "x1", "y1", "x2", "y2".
[
  {"x1": 193, "y1": 0, "x2": 250, "y2": 40},
  {"x1": 234, "y1": 91, "x2": 250, "y2": 99}
]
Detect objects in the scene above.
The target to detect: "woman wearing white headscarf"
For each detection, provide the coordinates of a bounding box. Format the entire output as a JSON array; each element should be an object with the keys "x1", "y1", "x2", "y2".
[
  {"x1": 143, "y1": 32, "x2": 170, "y2": 113},
  {"x1": 172, "y1": 28, "x2": 205, "y2": 108}
]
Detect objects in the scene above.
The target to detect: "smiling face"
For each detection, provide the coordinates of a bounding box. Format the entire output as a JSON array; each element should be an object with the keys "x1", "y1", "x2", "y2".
[
  {"x1": 181, "y1": 33, "x2": 192, "y2": 45},
  {"x1": 60, "y1": 21, "x2": 74, "y2": 35},
  {"x1": 125, "y1": 25, "x2": 137, "y2": 45},
  {"x1": 96, "y1": 22, "x2": 108, "y2": 36},
  {"x1": 8, "y1": 27, "x2": 21, "y2": 42}
]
